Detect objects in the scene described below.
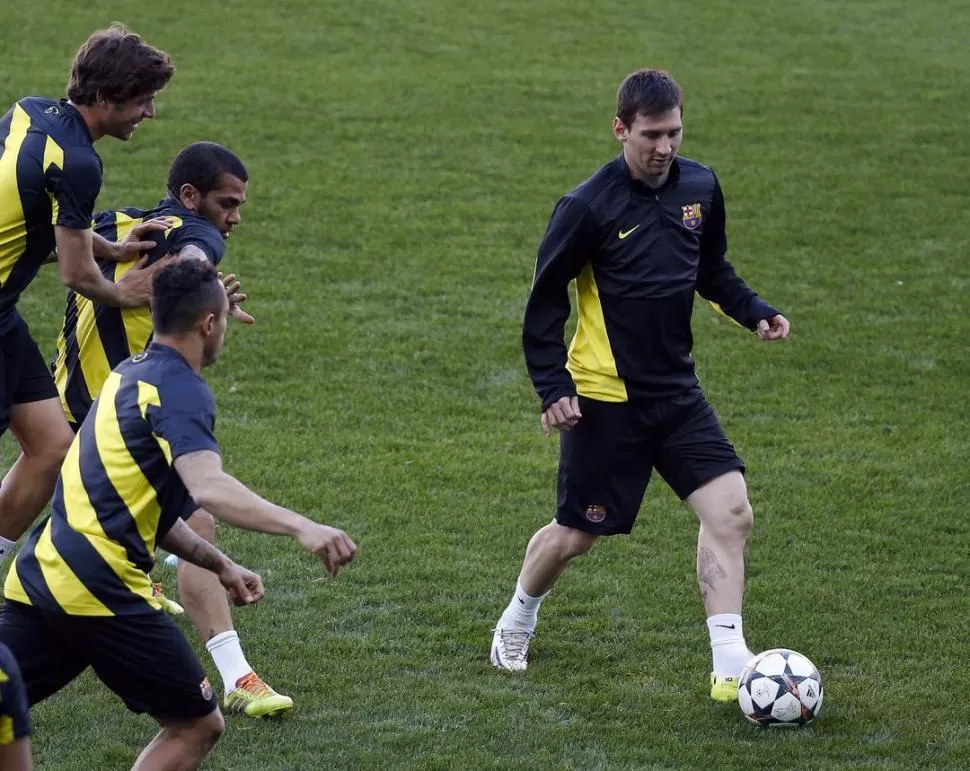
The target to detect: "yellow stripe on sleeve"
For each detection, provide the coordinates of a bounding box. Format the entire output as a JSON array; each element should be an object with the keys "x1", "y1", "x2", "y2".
[
  {"x1": 43, "y1": 135, "x2": 65, "y2": 226},
  {"x1": 137, "y1": 380, "x2": 172, "y2": 463}
]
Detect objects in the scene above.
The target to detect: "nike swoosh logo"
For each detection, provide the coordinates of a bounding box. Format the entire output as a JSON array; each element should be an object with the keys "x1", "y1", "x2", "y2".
[
  {"x1": 618, "y1": 225, "x2": 640, "y2": 239},
  {"x1": 715, "y1": 624, "x2": 736, "y2": 630}
]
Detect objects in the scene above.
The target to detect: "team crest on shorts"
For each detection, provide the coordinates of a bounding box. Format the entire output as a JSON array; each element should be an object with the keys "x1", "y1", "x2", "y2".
[
  {"x1": 200, "y1": 678, "x2": 214, "y2": 701},
  {"x1": 584, "y1": 504, "x2": 607, "y2": 523},
  {"x1": 682, "y1": 203, "x2": 702, "y2": 229}
]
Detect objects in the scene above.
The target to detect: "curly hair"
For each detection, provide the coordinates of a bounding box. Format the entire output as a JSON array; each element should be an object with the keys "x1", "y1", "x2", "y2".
[
  {"x1": 152, "y1": 260, "x2": 224, "y2": 334},
  {"x1": 67, "y1": 24, "x2": 174, "y2": 106}
]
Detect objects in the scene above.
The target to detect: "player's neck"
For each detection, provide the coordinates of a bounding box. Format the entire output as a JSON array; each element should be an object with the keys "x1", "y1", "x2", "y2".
[
  {"x1": 70, "y1": 102, "x2": 107, "y2": 141},
  {"x1": 154, "y1": 335, "x2": 204, "y2": 373}
]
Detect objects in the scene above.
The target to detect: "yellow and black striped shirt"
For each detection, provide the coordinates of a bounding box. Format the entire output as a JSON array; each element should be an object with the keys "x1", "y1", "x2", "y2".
[
  {"x1": 0, "y1": 97, "x2": 102, "y2": 333},
  {"x1": 0, "y1": 643, "x2": 30, "y2": 746},
  {"x1": 5, "y1": 343, "x2": 220, "y2": 616},
  {"x1": 53, "y1": 200, "x2": 226, "y2": 427}
]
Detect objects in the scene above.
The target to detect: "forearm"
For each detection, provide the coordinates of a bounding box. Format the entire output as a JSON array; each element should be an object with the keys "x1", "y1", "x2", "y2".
[
  {"x1": 159, "y1": 518, "x2": 232, "y2": 573},
  {"x1": 91, "y1": 232, "x2": 122, "y2": 261},
  {"x1": 697, "y1": 264, "x2": 778, "y2": 329},
  {"x1": 195, "y1": 472, "x2": 311, "y2": 536},
  {"x1": 522, "y1": 196, "x2": 594, "y2": 407},
  {"x1": 523, "y1": 293, "x2": 576, "y2": 410},
  {"x1": 60, "y1": 264, "x2": 133, "y2": 307},
  {"x1": 697, "y1": 182, "x2": 778, "y2": 328},
  {"x1": 55, "y1": 226, "x2": 144, "y2": 307}
]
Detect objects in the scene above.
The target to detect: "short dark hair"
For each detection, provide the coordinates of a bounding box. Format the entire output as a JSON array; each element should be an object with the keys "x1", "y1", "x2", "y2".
[
  {"x1": 166, "y1": 142, "x2": 248, "y2": 199},
  {"x1": 67, "y1": 24, "x2": 174, "y2": 106},
  {"x1": 152, "y1": 260, "x2": 224, "y2": 335},
  {"x1": 616, "y1": 69, "x2": 683, "y2": 127}
]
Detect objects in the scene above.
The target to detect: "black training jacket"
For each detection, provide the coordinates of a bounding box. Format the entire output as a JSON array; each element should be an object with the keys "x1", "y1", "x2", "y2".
[{"x1": 523, "y1": 155, "x2": 779, "y2": 410}]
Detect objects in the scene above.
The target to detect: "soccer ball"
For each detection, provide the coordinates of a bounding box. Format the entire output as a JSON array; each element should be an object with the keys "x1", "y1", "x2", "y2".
[{"x1": 737, "y1": 648, "x2": 823, "y2": 727}]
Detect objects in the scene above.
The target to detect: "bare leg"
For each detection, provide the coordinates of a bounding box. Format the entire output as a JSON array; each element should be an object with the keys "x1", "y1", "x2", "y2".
[
  {"x1": 131, "y1": 709, "x2": 224, "y2": 771},
  {"x1": 176, "y1": 510, "x2": 233, "y2": 642},
  {"x1": 688, "y1": 470, "x2": 755, "y2": 681},
  {"x1": 518, "y1": 521, "x2": 598, "y2": 597},
  {"x1": 491, "y1": 521, "x2": 599, "y2": 669},
  {"x1": 176, "y1": 509, "x2": 289, "y2": 712},
  {"x1": 687, "y1": 471, "x2": 752, "y2": 615},
  {"x1": 0, "y1": 399, "x2": 73, "y2": 541}
]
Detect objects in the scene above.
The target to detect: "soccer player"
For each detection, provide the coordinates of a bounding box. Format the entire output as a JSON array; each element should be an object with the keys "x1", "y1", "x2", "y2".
[
  {"x1": 489, "y1": 70, "x2": 791, "y2": 702},
  {"x1": 0, "y1": 260, "x2": 357, "y2": 771},
  {"x1": 0, "y1": 643, "x2": 32, "y2": 771},
  {"x1": 0, "y1": 25, "x2": 175, "y2": 565},
  {"x1": 50, "y1": 140, "x2": 293, "y2": 717}
]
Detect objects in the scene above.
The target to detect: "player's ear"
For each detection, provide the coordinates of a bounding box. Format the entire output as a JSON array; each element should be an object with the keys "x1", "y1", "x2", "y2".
[
  {"x1": 180, "y1": 183, "x2": 200, "y2": 210},
  {"x1": 201, "y1": 312, "x2": 215, "y2": 336},
  {"x1": 612, "y1": 116, "x2": 627, "y2": 143}
]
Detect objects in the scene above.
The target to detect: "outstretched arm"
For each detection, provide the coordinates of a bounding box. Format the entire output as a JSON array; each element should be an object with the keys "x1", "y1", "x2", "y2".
[
  {"x1": 173, "y1": 450, "x2": 356, "y2": 576},
  {"x1": 55, "y1": 226, "x2": 174, "y2": 308},
  {"x1": 92, "y1": 218, "x2": 173, "y2": 262}
]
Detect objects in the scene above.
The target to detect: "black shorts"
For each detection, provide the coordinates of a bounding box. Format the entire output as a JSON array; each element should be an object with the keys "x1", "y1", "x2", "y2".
[
  {"x1": 0, "y1": 313, "x2": 59, "y2": 436},
  {"x1": 0, "y1": 601, "x2": 218, "y2": 723},
  {"x1": 555, "y1": 390, "x2": 744, "y2": 536}
]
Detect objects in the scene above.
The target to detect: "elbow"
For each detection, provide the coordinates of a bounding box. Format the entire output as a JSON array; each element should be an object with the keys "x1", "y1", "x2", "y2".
[
  {"x1": 59, "y1": 264, "x2": 85, "y2": 290},
  {"x1": 186, "y1": 473, "x2": 224, "y2": 515},
  {"x1": 60, "y1": 262, "x2": 96, "y2": 293},
  {"x1": 191, "y1": 487, "x2": 218, "y2": 515}
]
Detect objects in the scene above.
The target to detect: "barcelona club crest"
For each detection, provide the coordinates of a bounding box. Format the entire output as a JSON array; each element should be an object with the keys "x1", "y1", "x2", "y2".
[{"x1": 682, "y1": 203, "x2": 702, "y2": 230}]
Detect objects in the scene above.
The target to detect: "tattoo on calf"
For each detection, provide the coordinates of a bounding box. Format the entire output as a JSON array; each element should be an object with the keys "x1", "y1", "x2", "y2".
[{"x1": 698, "y1": 547, "x2": 727, "y2": 594}]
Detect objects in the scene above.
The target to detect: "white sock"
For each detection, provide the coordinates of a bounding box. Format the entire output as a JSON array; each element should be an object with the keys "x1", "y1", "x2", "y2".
[
  {"x1": 205, "y1": 631, "x2": 253, "y2": 695},
  {"x1": 707, "y1": 613, "x2": 753, "y2": 677},
  {"x1": 498, "y1": 580, "x2": 546, "y2": 632},
  {"x1": 0, "y1": 536, "x2": 16, "y2": 566}
]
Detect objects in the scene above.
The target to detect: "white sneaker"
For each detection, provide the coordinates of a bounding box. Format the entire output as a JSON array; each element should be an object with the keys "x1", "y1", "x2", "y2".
[{"x1": 490, "y1": 627, "x2": 533, "y2": 671}]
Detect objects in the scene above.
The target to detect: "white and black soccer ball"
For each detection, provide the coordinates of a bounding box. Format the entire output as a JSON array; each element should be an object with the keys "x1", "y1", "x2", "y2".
[{"x1": 738, "y1": 648, "x2": 823, "y2": 727}]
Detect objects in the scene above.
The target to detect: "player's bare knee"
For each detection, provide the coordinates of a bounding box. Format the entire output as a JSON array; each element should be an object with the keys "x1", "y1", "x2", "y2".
[
  {"x1": 159, "y1": 710, "x2": 223, "y2": 754},
  {"x1": 186, "y1": 509, "x2": 215, "y2": 542},
  {"x1": 550, "y1": 525, "x2": 597, "y2": 560},
  {"x1": 721, "y1": 499, "x2": 753, "y2": 541},
  {"x1": 33, "y1": 429, "x2": 72, "y2": 472},
  {"x1": 194, "y1": 708, "x2": 225, "y2": 746},
  {"x1": 207, "y1": 709, "x2": 226, "y2": 740}
]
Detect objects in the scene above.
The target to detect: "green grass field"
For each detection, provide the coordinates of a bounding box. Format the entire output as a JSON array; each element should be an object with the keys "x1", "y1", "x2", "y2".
[{"x1": 2, "y1": 0, "x2": 970, "y2": 768}]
